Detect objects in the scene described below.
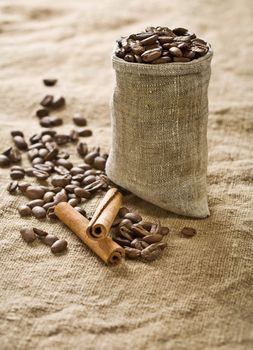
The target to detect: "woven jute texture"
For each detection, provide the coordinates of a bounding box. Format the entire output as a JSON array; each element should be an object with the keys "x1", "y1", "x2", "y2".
[
  {"x1": 106, "y1": 51, "x2": 213, "y2": 218},
  {"x1": 0, "y1": 1, "x2": 253, "y2": 350}
]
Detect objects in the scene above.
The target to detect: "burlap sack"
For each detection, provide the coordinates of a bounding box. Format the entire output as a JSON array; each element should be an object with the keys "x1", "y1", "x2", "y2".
[{"x1": 106, "y1": 49, "x2": 213, "y2": 218}]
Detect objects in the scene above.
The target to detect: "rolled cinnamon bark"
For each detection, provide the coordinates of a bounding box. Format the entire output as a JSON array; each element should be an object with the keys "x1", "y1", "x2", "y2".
[
  {"x1": 86, "y1": 188, "x2": 122, "y2": 239},
  {"x1": 54, "y1": 202, "x2": 125, "y2": 266}
]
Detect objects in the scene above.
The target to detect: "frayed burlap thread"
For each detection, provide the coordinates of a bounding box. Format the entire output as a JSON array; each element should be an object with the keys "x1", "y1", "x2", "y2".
[{"x1": 106, "y1": 51, "x2": 213, "y2": 218}]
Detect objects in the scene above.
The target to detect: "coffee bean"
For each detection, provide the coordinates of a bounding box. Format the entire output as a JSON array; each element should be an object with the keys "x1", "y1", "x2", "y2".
[
  {"x1": 28, "y1": 142, "x2": 44, "y2": 150},
  {"x1": 138, "y1": 221, "x2": 152, "y2": 231},
  {"x1": 113, "y1": 237, "x2": 131, "y2": 247},
  {"x1": 173, "y1": 57, "x2": 191, "y2": 62},
  {"x1": 131, "y1": 224, "x2": 150, "y2": 237},
  {"x1": 40, "y1": 116, "x2": 63, "y2": 128},
  {"x1": 51, "y1": 96, "x2": 65, "y2": 109},
  {"x1": 119, "y1": 218, "x2": 132, "y2": 229},
  {"x1": 141, "y1": 247, "x2": 162, "y2": 261},
  {"x1": 152, "y1": 57, "x2": 172, "y2": 64},
  {"x1": 11, "y1": 130, "x2": 24, "y2": 137},
  {"x1": 54, "y1": 134, "x2": 70, "y2": 145},
  {"x1": 84, "y1": 151, "x2": 98, "y2": 165},
  {"x1": 47, "y1": 206, "x2": 57, "y2": 219},
  {"x1": 40, "y1": 95, "x2": 54, "y2": 108},
  {"x1": 7, "y1": 181, "x2": 18, "y2": 193},
  {"x1": 173, "y1": 27, "x2": 188, "y2": 36},
  {"x1": 51, "y1": 239, "x2": 68, "y2": 254},
  {"x1": 18, "y1": 205, "x2": 32, "y2": 216},
  {"x1": 12, "y1": 136, "x2": 28, "y2": 150},
  {"x1": 130, "y1": 238, "x2": 143, "y2": 250},
  {"x1": 36, "y1": 108, "x2": 49, "y2": 118},
  {"x1": 75, "y1": 207, "x2": 87, "y2": 216},
  {"x1": 20, "y1": 227, "x2": 36, "y2": 243},
  {"x1": 38, "y1": 148, "x2": 48, "y2": 158},
  {"x1": 124, "y1": 212, "x2": 142, "y2": 223},
  {"x1": 68, "y1": 198, "x2": 80, "y2": 207},
  {"x1": 0, "y1": 155, "x2": 11, "y2": 167},
  {"x1": 42, "y1": 234, "x2": 59, "y2": 246},
  {"x1": 118, "y1": 207, "x2": 130, "y2": 218},
  {"x1": 82, "y1": 175, "x2": 96, "y2": 186},
  {"x1": 141, "y1": 48, "x2": 161, "y2": 62},
  {"x1": 25, "y1": 185, "x2": 46, "y2": 199},
  {"x1": 78, "y1": 129, "x2": 93, "y2": 137},
  {"x1": 51, "y1": 175, "x2": 71, "y2": 188},
  {"x1": 119, "y1": 226, "x2": 133, "y2": 241},
  {"x1": 143, "y1": 234, "x2": 163, "y2": 244},
  {"x1": 43, "y1": 78, "x2": 57, "y2": 87},
  {"x1": 10, "y1": 170, "x2": 24, "y2": 180},
  {"x1": 84, "y1": 169, "x2": 96, "y2": 177},
  {"x1": 125, "y1": 247, "x2": 141, "y2": 259},
  {"x1": 32, "y1": 157, "x2": 43, "y2": 166},
  {"x1": 74, "y1": 187, "x2": 91, "y2": 199},
  {"x1": 33, "y1": 170, "x2": 50, "y2": 180},
  {"x1": 55, "y1": 159, "x2": 73, "y2": 170},
  {"x1": 77, "y1": 142, "x2": 88, "y2": 157},
  {"x1": 160, "y1": 226, "x2": 170, "y2": 235},
  {"x1": 32, "y1": 206, "x2": 47, "y2": 219},
  {"x1": 73, "y1": 114, "x2": 87, "y2": 126},
  {"x1": 181, "y1": 227, "x2": 196, "y2": 237},
  {"x1": 158, "y1": 36, "x2": 174, "y2": 44},
  {"x1": 44, "y1": 148, "x2": 58, "y2": 161},
  {"x1": 169, "y1": 47, "x2": 183, "y2": 57},
  {"x1": 54, "y1": 189, "x2": 68, "y2": 204},
  {"x1": 43, "y1": 191, "x2": 55, "y2": 203},
  {"x1": 93, "y1": 156, "x2": 106, "y2": 171},
  {"x1": 124, "y1": 54, "x2": 135, "y2": 62},
  {"x1": 25, "y1": 167, "x2": 36, "y2": 176},
  {"x1": 27, "y1": 199, "x2": 44, "y2": 208},
  {"x1": 33, "y1": 227, "x2": 48, "y2": 237}
]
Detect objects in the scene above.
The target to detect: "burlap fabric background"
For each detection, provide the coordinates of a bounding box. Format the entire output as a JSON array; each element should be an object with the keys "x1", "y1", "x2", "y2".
[
  {"x1": 106, "y1": 51, "x2": 212, "y2": 218},
  {"x1": 0, "y1": 1, "x2": 252, "y2": 349}
]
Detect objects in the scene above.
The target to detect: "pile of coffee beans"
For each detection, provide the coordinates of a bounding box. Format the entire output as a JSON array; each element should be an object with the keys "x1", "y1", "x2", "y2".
[
  {"x1": 20, "y1": 227, "x2": 67, "y2": 254},
  {"x1": 115, "y1": 26, "x2": 209, "y2": 64},
  {"x1": 110, "y1": 207, "x2": 169, "y2": 261}
]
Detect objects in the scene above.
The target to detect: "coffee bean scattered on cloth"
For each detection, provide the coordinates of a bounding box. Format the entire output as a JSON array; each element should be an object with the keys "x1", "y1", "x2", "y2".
[{"x1": 0, "y1": 1, "x2": 252, "y2": 350}]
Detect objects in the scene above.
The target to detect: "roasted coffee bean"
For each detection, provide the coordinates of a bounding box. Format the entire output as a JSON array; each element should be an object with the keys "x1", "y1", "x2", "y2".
[
  {"x1": 41, "y1": 134, "x2": 53, "y2": 143},
  {"x1": 38, "y1": 148, "x2": 48, "y2": 158},
  {"x1": 33, "y1": 227, "x2": 48, "y2": 237},
  {"x1": 13, "y1": 136, "x2": 28, "y2": 150},
  {"x1": 43, "y1": 78, "x2": 57, "y2": 86},
  {"x1": 2, "y1": 147, "x2": 12, "y2": 157},
  {"x1": 69, "y1": 168, "x2": 84, "y2": 177},
  {"x1": 0, "y1": 154, "x2": 11, "y2": 167},
  {"x1": 42, "y1": 234, "x2": 59, "y2": 246},
  {"x1": 143, "y1": 234, "x2": 163, "y2": 244},
  {"x1": 32, "y1": 157, "x2": 43, "y2": 166},
  {"x1": 132, "y1": 44, "x2": 145, "y2": 55},
  {"x1": 119, "y1": 226, "x2": 133, "y2": 241},
  {"x1": 73, "y1": 114, "x2": 87, "y2": 126},
  {"x1": 10, "y1": 170, "x2": 24, "y2": 180},
  {"x1": 55, "y1": 158, "x2": 73, "y2": 170},
  {"x1": 131, "y1": 224, "x2": 150, "y2": 237},
  {"x1": 173, "y1": 57, "x2": 191, "y2": 62},
  {"x1": 112, "y1": 216, "x2": 122, "y2": 226},
  {"x1": 25, "y1": 185, "x2": 46, "y2": 199},
  {"x1": 152, "y1": 56, "x2": 172, "y2": 64},
  {"x1": 84, "y1": 151, "x2": 99, "y2": 165},
  {"x1": 36, "y1": 108, "x2": 49, "y2": 118},
  {"x1": 140, "y1": 34, "x2": 158, "y2": 46},
  {"x1": 169, "y1": 47, "x2": 183, "y2": 57},
  {"x1": 41, "y1": 130, "x2": 57, "y2": 137},
  {"x1": 181, "y1": 227, "x2": 196, "y2": 237},
  {"x1": 51, "y1": 175, "x2": 71, "y2": 188},
  {"x1": 34, "y1": 163, "x2": 52, "y2": 172},
  {"x1": 20, "y1": 227, "x2": 36, "y2": 243},
  {"x1": 173, "y1": 27, "x2": 188, "y2": 36},
  {"x1": 43, "y1": 201, "x2": 56, "y2": 211},
  {"x1": 54, "y1": 134, "x2": 70, "y2": 145},
  {"x1": 7, "y1": 181, "x2": 18, "y2": 193},
  {"x1": 65, "y1": 184, "x2": 78, "y2": 193},
  {"x1": 18, "y1": 205, "x2": 32, "y2": 216},
  {"x1": 138, "y1": 221, "x2": 152, "y2": 231},
  {"x1": 47, "y1": 206, "x2": 57, "y2": 219},
  {"x1": 68, "y1": 198, "x2": 80, "y2": 207},
  {"x1": 40, "y1": 95, "x2": 54, "y2": 108},
  {"x1": 158, "y1": 36, "x2": 174, "y2": 44},
  {"x1": 78, "y1": 129, "x2": 93, "y2": 137},
  {"x1": 25, "y1": 167, "x2": 36, "y2": 176},
  {"x1": 75, "y1": 207, "x2": 87, "y2": 216},
  {"x1": 118, "y1": 207, "x2": 129, "y2": 217},
  {"x1": 74, "y1": 187, "x2": 91, "y2": 199},
  {"x1": 40, "y1": 116, "x2": 63, "y2": 128},
  {"x1": 119, "y1": 218, "x2": 132, "y2": 229},
  {"x1": 44, "y1": 148, "x2": 58, "y2": 161},
  {"x1": 125, "y1": 247, "x2": 141, "y2": 259},
  {"x1": 11, "y1": 130, "x2": 24, "y2": 137},
  {"x1": 32, "y1": 206, "x2": 47, "y2": 219},
  {"x1": 124, "y1": 54, "x2": 135, "y2": 62},
  {"x1": 43, "y1": 191, "x2": 55, "y2": 203},
  {"x1": 140, "y1": 241, "x2": 149, "y2": 249},
  {"x1": 113, "y1": 237, "x2": 131, "y2": 247},
  {"x1": 51, "y1": 96, "x2": 65, "y2": 109},
  {"x1": 18, "y1": 182, "x2": 30, "y2": 192},
  {"x1": 131, "y1": 238, "x2": 143, "y2": 250},
  {"x1": 27, "y1": 199, "x2": 44, "y2": 209},
  {"x1": 56, "y1": 151, "x2": 70, "y2": 159},
  {"x1": 33, "y1": 170, "x2": 50, "y2": 180},
  {"x1": 77, "y1": 142, "x2": 88, "y2": 157},
  {"x1": 54, "y1": 189, "x2": 68, "y2": 204},
  {"x1": 82, "y1": 175, "x2": 96, "y2": 186},
  {"x1": 84, "y1": 169, "x2": 97, "y2": 177},
  {"x1": 124, "y1": 212, "x2": 142, "y2": 223},
  {"x1": 160, "y1": 226, "x2": 170, "y2": 235},
  {"x1": 51, "y1": 239, "x2": 68, "y2": 254},
  {"x1": 141, "y1": 48, "x2": 161, "y2": 62},
  {"x1": 28, "y1": 149, "x2": 39, "y2": 161},
  {"x1": 93, "y1": 156, "x2": 106, "y2": 171},
  {"x1": 28, "y1": 142, "x2": 44, "y2": 150}
]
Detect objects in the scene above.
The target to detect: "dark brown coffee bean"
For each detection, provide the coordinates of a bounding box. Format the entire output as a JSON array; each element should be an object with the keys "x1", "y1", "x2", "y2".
[
  {"x1": 183, "y1": 50, "x2": 196, "y2": 59},
  {"x1": 41, "y1": 130, "x2": 57, "y2": 137},
  {"x1": 51, "y1": 175, "x2": 71, "y2": 188},
  {"x1": 84, "y1": 169, "x2": 96, "y2": 177},
  {"x1": 160, "y1": 226, "x2": 170, "y2": 235},
  {"x1": 152, "y1": 56, "x2": 172, "y2": 64},
  {"x1": 0, "y1": 155, "x2": 11, "y2": 167},
  {"x1": 51, "y1": 96, "x2": 65, "y2": 109},
  {"x1": 138, "y1": 221, "x2": 152, "y2": 231},
  {"x1": 32, "y1": 157, "x2": 43, "y2": 166},
  {"x1": 124, "y1": 54, "x2": 135, "y2": 63},
  {"x1": 131, "y1": 224, "x2": 150, "y2": 237},
  {"x1": 43, "y1": 201, "x2": 56, "y2": 211},
  {"x1": 42, "y1": 234, "x2": 59, "y2": 246},
  {"x1": 43, "y1": 191, "x2": 55, "y2": 203},
  {"x1": 27, "y1": 199, "x2": 44, "y2": 209},
  {"x1": 143, "y1": 234, "x2": 163, "y2": 244},
  {"x1": 173, "y1": 57, "x2": 190, "y2": 62},
  {"x1": 141, "y1": 48, "x2": 161, "y2": 62},
  {"x1": 93, "y1": 156, "x2": 106, "y2": 171},
  {"x1": 82, "y1": 175, "x2": 96, "y2": 186},
  {"x1": 55, "y1": 159, "x2": 73, "y2": 170},
  {"x1": 140, "y1": 241, "x2": 149, "y2": 249},
  {"x1": 119, "y1": 226, "x2": 133, "y2": 241},
  {"x1": 38, "y1": 148, "x2": 48, "y2": 158},
  {"x1": 169, "y1": 47, "x2": 183, "y2": 57},
  {"x1": 54, "y1": 189, "x2": 68, "y2": 204},
  {"x1": 54, "y1": 134, "x2": 70, "y2": 145},
  {"x1": 18, "y1": 205, "x2": 32, "y2": 216},
  {"x1": 173, "y1": 27, "x2": 188, "y2": 36},
  {"x1": 40, "y1": 95, "x2": 53, "y2": 108},
  {"x1": 47, "y1": 206, "x2": 57, "y2": 219},
  {"x1": 51, "y1": 239, "x2": 68, "y2": 254},
  {"x1": 135, "y1": 32, "x2": 154, "y2": 40},
  {"x1": 74, "y1": 187, "x2": 91, "y2": 199},
  {"x1": 2, "y1": 147, "x2": 12, "y2": 157},
  {"x1": 75, "y1": 207, "x2": 87, "y2": 216},
  {"x1": 40, "y1": 116, "x2": 63, "y2": 128},
  {"x1": 12, "y1": 136, "x2": 27, "y2": 150},
  {"x1": 181, "y1": 227, "x2": 197, "y2": 237},
  {"x1": 18, "y1": 182, "x2": 30, "y2": 192},
  {"x1": 124, "y1": 212, "x2": 142, "y2": 223},
  {"x1": 36, "y1": 108, "x2": 49, "y2": 118},
  {"x1": 118, "y1": 207, "x2": 129, "y2": 218},
  {"x1": 33, "y1": 227, "x2": 48, "y2": 237},
  {"x1": 177, "y1": 42, "x2": 189, "y2": 50},
  {"x1": 11, "y1": 130, "x2": 24, "y2": 137},
  {"x1": 33, "y1": 170, "x2": 50, "y2": 180},
  {"x1": 125, "y1": 247, "x2": 141, "y2": 259},
  {"x1": 34, "y1": 163, "x2": 52, "y2": 172},
  {"x1": 28, "y1": 149, "x2": 39, "y2": 161},
  {"x1": 130, "y1": 238, "x2": 143, "y2": 250},
  {"x1": 78, "y1": 129, "x2": 92, "y2": 137},
  {"x1": 119, "y1": 218, "x2": 132, "y2": 229},
  {"x1": 7, "y1": 181, "x2": 18, "y2": 193},
  {"x1": 158, "y1": 36, "x2": 174, "y2": 44},
  {"x1": 77, "y1": 142, "x2": 88, "y2": 157},
  {"x1": 140, "y1": 34, "x2": 158, "y2": 46},
  {"x1": 10, "y1": 170, "x2": 24, "y2": 180},
  {"x1": 25, "y1": 167, "x2": 36, "y2": 176},
  {"x1": 43, "y1": 78, "x2": 57, "y2": 87},
  {"x1": 41, "y1": 134, "x2": 53, "y2": 143},
  {"x1": 28, "y1": 142, "x2": 44, "y2": 150},
  {"x1": 68, "y1": 198, "x2": 80, "y2": 207},
  {"x1": 73, "y1": 114, "x2": 87, "y2": 126},
  {"x1": 132, "y1": 45, "x2": 145, "y2": 55},
  {"x1": 32, "y1": 206, "x2": 47, "y2": 219},
  {"x1": 20, "y1": 227, "x2": 36, "y2": 243},
  {"x1": 113, "y1": 237, "x2": 131, "y2": 247},
  {"x1": 25, "y1": 185, "x2": 46, "y2": 199}
]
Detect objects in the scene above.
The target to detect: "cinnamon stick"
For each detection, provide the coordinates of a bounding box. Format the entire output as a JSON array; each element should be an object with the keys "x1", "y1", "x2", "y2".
[
  {"x1": 54, "y1": 202, "x2": 125, "y2": 266},
  {"x1": 86, "y1": 188, "x2": 122, "y2": 239}
]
